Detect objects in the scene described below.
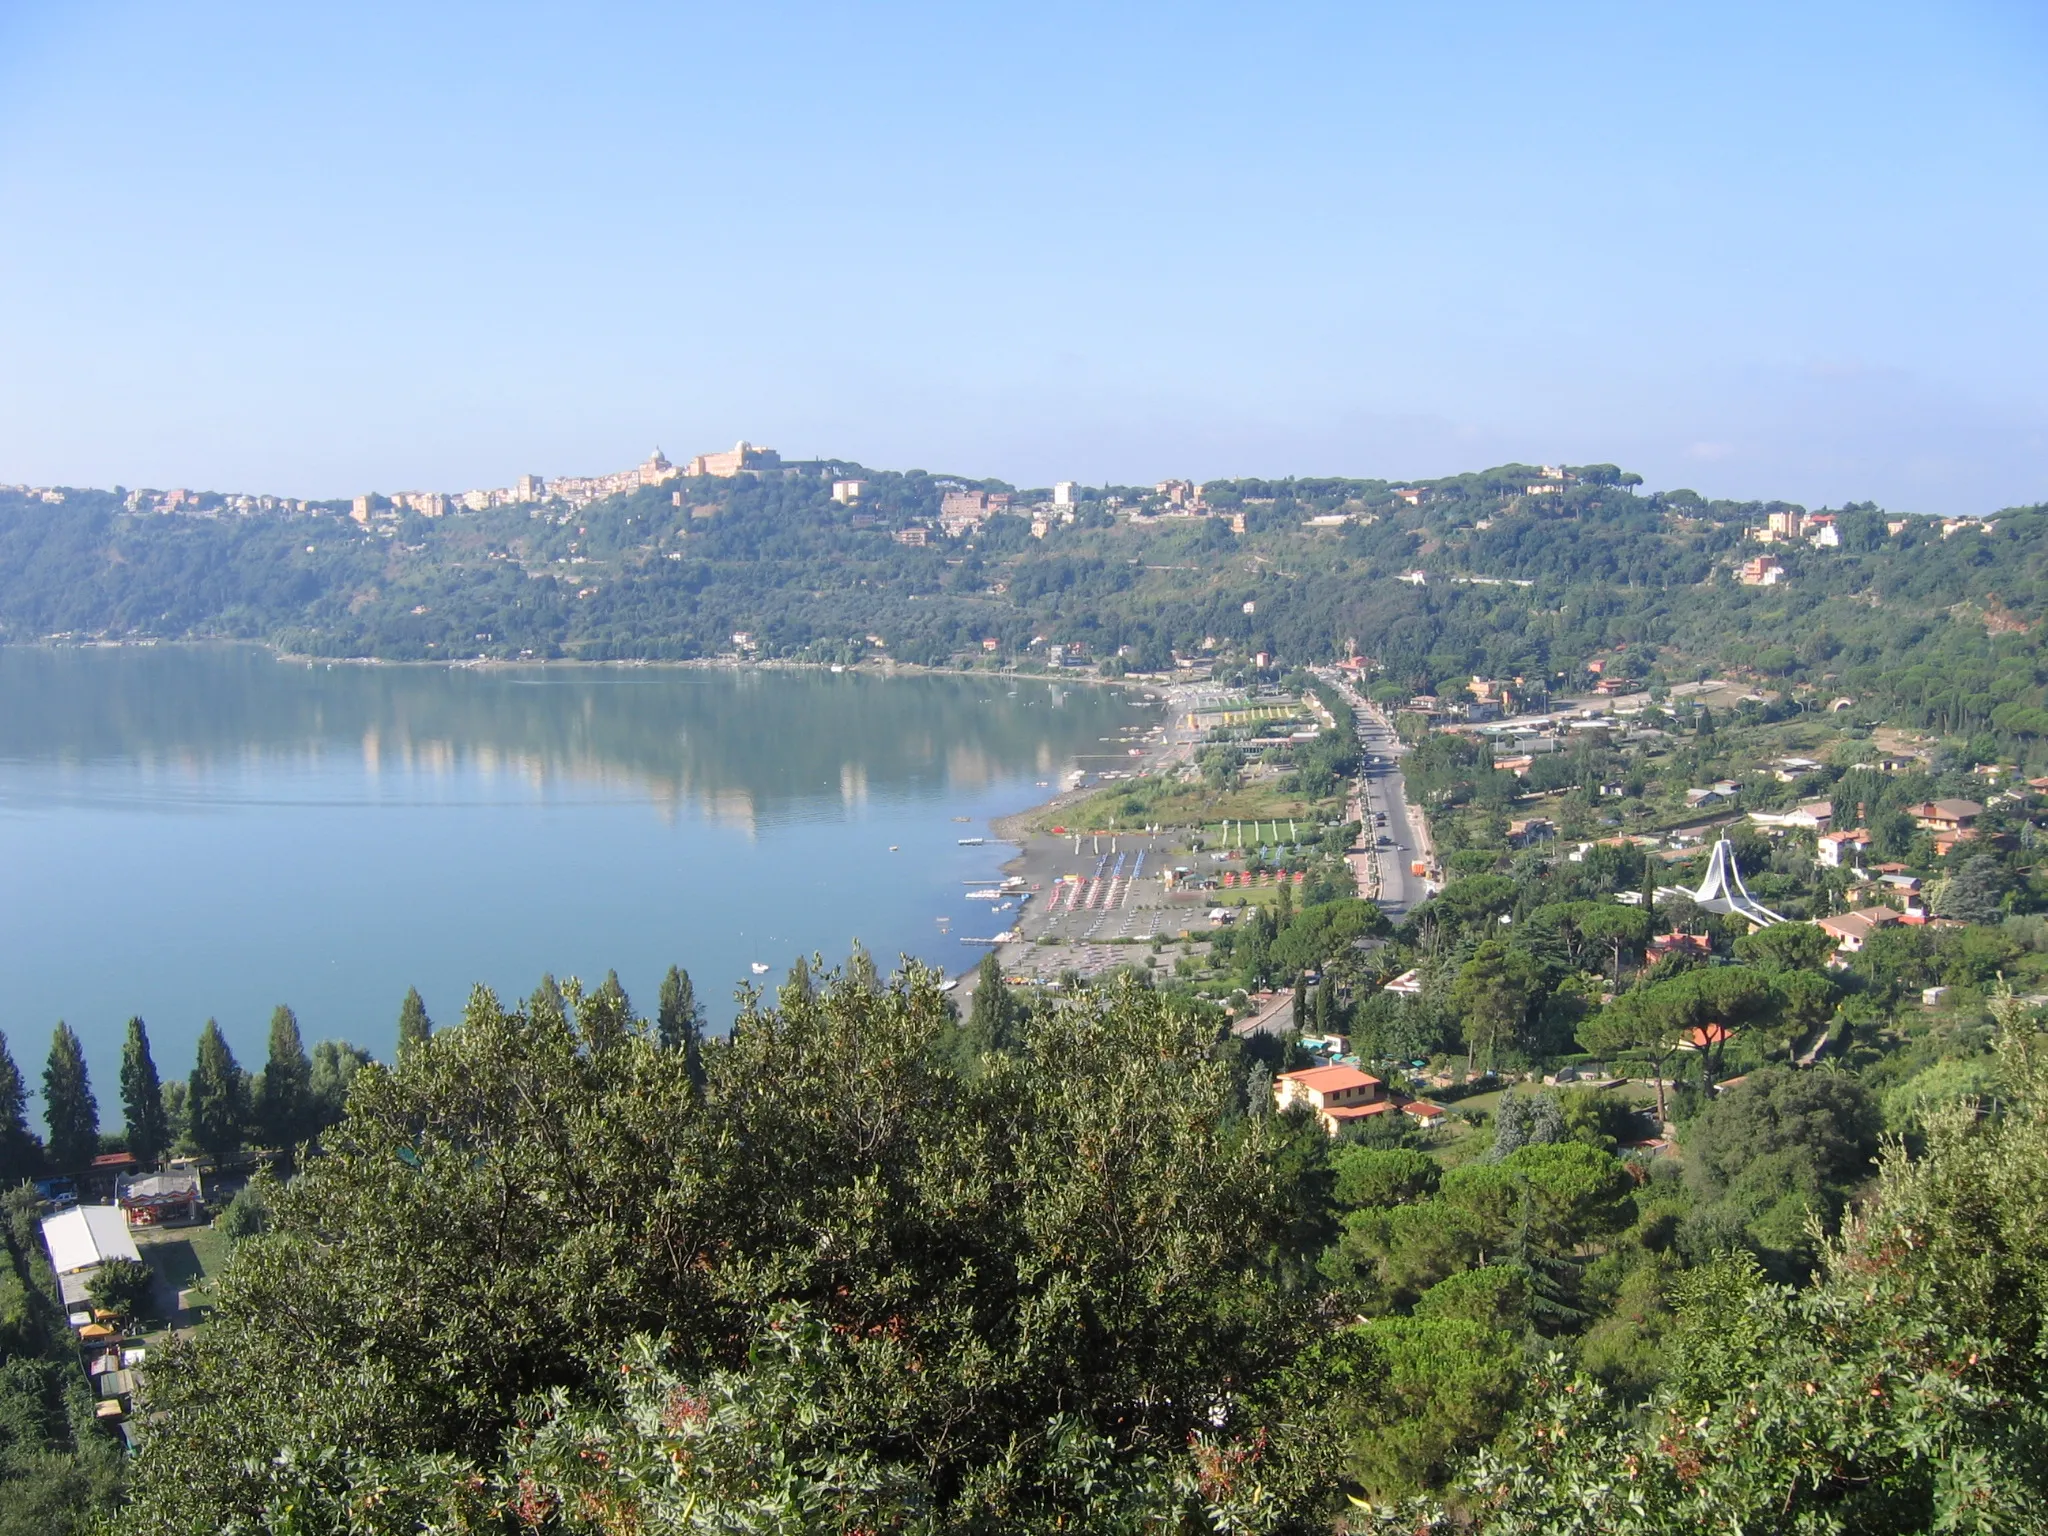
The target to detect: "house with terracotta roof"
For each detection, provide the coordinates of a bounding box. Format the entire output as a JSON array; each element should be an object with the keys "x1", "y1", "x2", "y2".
[
  {"x1": 1647, "y1": 930, "x2": 1711, "y2": 965},
  {"x1": 1815, "y1": 907, "x2": 1901, "y2": 956},
  {"x1": 1816, "y1": 827, "x2": 1871, "y2": 869},
  {"x1": 1905, "y1": 798, "x2": 1984, "y2": 855},
  {"x1": 1274, "y1": 1064, "x2": 1388, "y2": 1132},
  {"x1": 1381, "y1": 968, "x2": 1424, "y2": 998},
  {"x1": 1678, "y1": 1021, "x2": 1737, "y2": 1052},
  {"x1": 1909, "y1": 799, "x2": 1982, "y2": 833}
]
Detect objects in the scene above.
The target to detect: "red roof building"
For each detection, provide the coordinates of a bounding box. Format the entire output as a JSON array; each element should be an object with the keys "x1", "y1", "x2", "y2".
[{"x1": 1275, "y1": 1064, "x2": 1387, "y2": 1132}]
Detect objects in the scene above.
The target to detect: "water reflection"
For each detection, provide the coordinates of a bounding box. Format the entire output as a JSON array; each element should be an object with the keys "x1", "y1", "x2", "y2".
[{"x1": 0, "y1": 648, "x2": 1126, "y2": 830}]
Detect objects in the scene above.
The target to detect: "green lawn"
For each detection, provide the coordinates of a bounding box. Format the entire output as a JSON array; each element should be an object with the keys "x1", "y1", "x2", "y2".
[{"x1": 135, "y1": 1222, "x2": 232, "y2": 1331}]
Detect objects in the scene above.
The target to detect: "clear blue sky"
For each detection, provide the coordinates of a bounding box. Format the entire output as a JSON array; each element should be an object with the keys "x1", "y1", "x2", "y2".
[{"x1": 2, "y1": 1, "x2": 2042, "y2": 512}]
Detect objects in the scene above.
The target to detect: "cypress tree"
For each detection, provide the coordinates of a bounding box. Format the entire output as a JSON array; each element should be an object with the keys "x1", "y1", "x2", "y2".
[
  {"x1": 0, "y1": 1031, "x2": 43, "y2": 1182},
  {"x1": 1291, "y1": 973, "x2": 1308, "y2": 1032},
  {"x1": 396, "y1": 987, "x2": 432, "y2": 1056},
  {"x1": 120, "y1": 1016, "x2": 170, "y2": 1164},
  {"x1": 657, "y1": 965, "x2": 705, "y2": 1092},
  {"x1": 529, "y1": 974, "x2": 567, "y2": 1030},
  {"x1": 846, "y1": 941, "x2": 880, "y2": 994},
  {"x1": 160, "y1": 1079, "x2": 190, "y2": 1153},
  {"x1": 188, "y1": 1020, "x2": 246, "y2": 1165},
  {"x1": 582, "y1": 970, "x2": 634, "y2": 1054},
  {"x1": 43, "y1": 1023, "x2": 99, "y2": 1171},
  {"x1": 257, "y1": 1005, "x2": 312, "y2": 1150},
  {"x1": 781, "y1": 954, "x2": 814, "y2": 1010},
  {"x1": 596, "y1": 968, "x2": 631, "y2": 1018},
  {"x1": 965, "y1": 951, "x2": 1023, "y2": 1058},
  {"x1": 309, "y1": 1040, "x2": 372, "y2": 1131}
]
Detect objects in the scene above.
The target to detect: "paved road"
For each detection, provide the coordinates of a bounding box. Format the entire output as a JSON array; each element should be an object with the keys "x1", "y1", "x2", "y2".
[{"x1": 1318, "y1": 670, "x2": 1431, "y2": 919}]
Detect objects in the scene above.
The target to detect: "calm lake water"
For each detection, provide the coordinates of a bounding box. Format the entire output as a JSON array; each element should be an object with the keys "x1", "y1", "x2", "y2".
[{"x1": 0, "y1": 647, "x2": 1139, "y2": 1105}]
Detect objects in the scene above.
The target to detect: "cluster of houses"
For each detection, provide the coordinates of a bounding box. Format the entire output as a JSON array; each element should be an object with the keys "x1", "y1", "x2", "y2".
[{"x1": 35, "y1": 1177, "x2": 204, "y2": 1437}]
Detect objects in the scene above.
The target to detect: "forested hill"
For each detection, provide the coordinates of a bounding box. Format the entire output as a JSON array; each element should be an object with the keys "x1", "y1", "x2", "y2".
[{"x1": 4, "y1": 464, "x2": 2047, "y2": 733}]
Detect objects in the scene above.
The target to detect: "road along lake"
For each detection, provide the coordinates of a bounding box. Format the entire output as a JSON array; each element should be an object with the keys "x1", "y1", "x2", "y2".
[{"x1": 0, "y1": 646, "x2": 1143, "y2": 1097}]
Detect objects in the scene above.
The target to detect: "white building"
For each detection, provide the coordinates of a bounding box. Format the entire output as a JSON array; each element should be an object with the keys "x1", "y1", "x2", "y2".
[
  {"x1": 831, "y1": 480, "x2": 866, "y2": 503},
  {"x1": 41, "y1": 1205, "x2": 143, "y2": 1309},
  {"x1": 1053, "y1": 481, "x2": 1076, "y2": 507}
]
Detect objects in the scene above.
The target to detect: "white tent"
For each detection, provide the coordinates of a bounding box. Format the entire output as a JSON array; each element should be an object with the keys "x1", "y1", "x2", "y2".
[{"x1": 41, "y1": 1205, "x2": 142, "y2": 1273}]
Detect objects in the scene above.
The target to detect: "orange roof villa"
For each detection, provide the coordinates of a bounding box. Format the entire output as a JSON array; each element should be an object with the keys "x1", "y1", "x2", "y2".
[
  {"x1": 1275, "y1": 1064, "x2": 1389, "y2": 1130},
  {"x1": 1273, "y1": 1065, "x2": 1447, "y2": 1134}
]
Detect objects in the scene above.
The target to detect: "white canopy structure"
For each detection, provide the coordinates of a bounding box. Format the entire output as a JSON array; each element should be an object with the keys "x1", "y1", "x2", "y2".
[
  {"x1": 1658, "y1": 838, "x2": 1785, "y2": 927},
  {"x1": 41, "y1": 1205, "x2": 141, "y2": 1273}
]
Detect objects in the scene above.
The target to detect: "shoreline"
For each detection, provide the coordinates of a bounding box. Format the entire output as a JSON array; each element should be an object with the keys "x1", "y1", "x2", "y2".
[{"x1": 7, "y1": 635, "x2": 1165, "y2": 694}]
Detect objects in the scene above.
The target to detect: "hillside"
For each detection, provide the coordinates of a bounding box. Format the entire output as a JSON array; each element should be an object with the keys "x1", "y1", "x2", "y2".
[{"x1": 5, "y1": 466, "x2": 2047, "y2": 746}]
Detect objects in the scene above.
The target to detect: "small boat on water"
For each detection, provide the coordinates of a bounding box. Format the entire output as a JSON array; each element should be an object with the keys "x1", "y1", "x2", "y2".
[
  {"x1": 750, "y1": 962, "x2": 770, "y2": 974},
  {"x1": 965, "y1": 888, "x2": 1002, "y2": 901},
  {"x1": 958, "y1": 837, "x2": 985, "y2": 846},
  {"x1": 888, "y1": 845, "x2": 899, "y2": 851}
]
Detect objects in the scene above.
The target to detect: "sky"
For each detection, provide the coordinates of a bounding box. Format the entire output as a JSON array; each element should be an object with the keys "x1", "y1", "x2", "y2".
[{"x1": 1, "y1": 1, "x2": 2043, "y2": 513}]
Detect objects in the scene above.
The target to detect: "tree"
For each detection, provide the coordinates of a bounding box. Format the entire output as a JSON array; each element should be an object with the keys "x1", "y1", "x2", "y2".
[
  {"x1": 1322, "y1": 1201, "x2": 1486, "y2": 1313},
  {"x1": 255, "y1": 1005, "x2": 311, "y2": 1151},
  {"x1": 217, "y1": 1180, "x2": 271, "y2": 1243},
  {"x1": 845, "y1": 941, "x2": 880, "y2": 994},
  {"x1": 1336, "y1": 1315, "x2": 1523, "y2": 1499},
  {"x1": 1683, "y1": 1067, "x2": 1880, "y2": 1201},
  {"x1": 87, "y1": 1256, "x2": 154, "y2": 1321},
  {"x1": 596, "y1": 968, "x2": 632, "y2": 1019},
  {"x1": 124, "y1": 966, "x2": 1334, "y2": 1534},
  {"x1": 1363, "y1": 990, "x2": 2048, "y2": 1533},
  {"x1": 308, "y1": 1039, "x2": 372, "y2": 1132},
  {"x1": 396, "y1": 987, "x2": 432, "y2": 1056},
  {"x1": 656, "y1": 965, "x2": 705, "y2": 1091},
  {"x1": 0, "y1": 1031, "x2": 43, "y2": 1182},
  {"x1": 781, "y1": 953, "x2": 814, "y2": 1009},
  {"x1": 960, "y1": 950, "x2": 1025, "y2": 1061},
  {"x1": 1331, "y1": 1146, "x2": 1440, "y2": 1209},
  {"x1": 528, "y1": 973, "x2": 568, "y2": 1028},
  {"x1": 186, "y1": 1020, "x2": 246, "y2": 1165},
  {"x1": 1449, "y1": 941, "x2": 1542, "y2": 1071},
  {"x1": 1579, "y1": 992, "x2": 1680, "y2": 1125},
  {"x1": 1733, "y1": 921, "x2": 1836, "y2": 974},
  {"x1": 120, "y1": 1016, "x2": 170, "y2": 1164},
  {"x1": 1489, "y1": 1090, "x2": 1565, "y2": 1160},
  {"x1": 42, "y1": 1024, "x2": 98, "y2": 1173},
  {"x1": 1574, "y1": 904, "x2": 1651, "y2": 985},
  {"x1": 1934, "y1": 854, "x2": 2007, "y2": 924},
  {"x1": 1581, "y1": 966, "x2": 1774, "y2": 1115},
  {"x1": 159, "y1": 1079, "x2": 189, "y2": 1154}
]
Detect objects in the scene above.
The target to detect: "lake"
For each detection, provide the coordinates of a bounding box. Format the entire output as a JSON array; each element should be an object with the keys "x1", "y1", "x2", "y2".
[{"x1": 0, "y1": 646, "x2": 1141, "y2": 1104}]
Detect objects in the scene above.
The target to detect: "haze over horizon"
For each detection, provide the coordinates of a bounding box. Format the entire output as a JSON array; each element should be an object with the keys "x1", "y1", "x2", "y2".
[{"x1": 2, "y1": 1, "x2": 2043, "y2": 514}]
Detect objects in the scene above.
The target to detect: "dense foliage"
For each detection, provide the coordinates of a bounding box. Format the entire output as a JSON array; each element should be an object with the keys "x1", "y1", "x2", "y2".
[
  {"x1": 0, "y1": 1188, "x2": 124, "y2": 1535},
  {"x1": 1365, "y1": 988, "x2": 2048, "y2": 1534},
  {"x1": 125, "y1": 968, "x2": 1346, "y2": 1533}
]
